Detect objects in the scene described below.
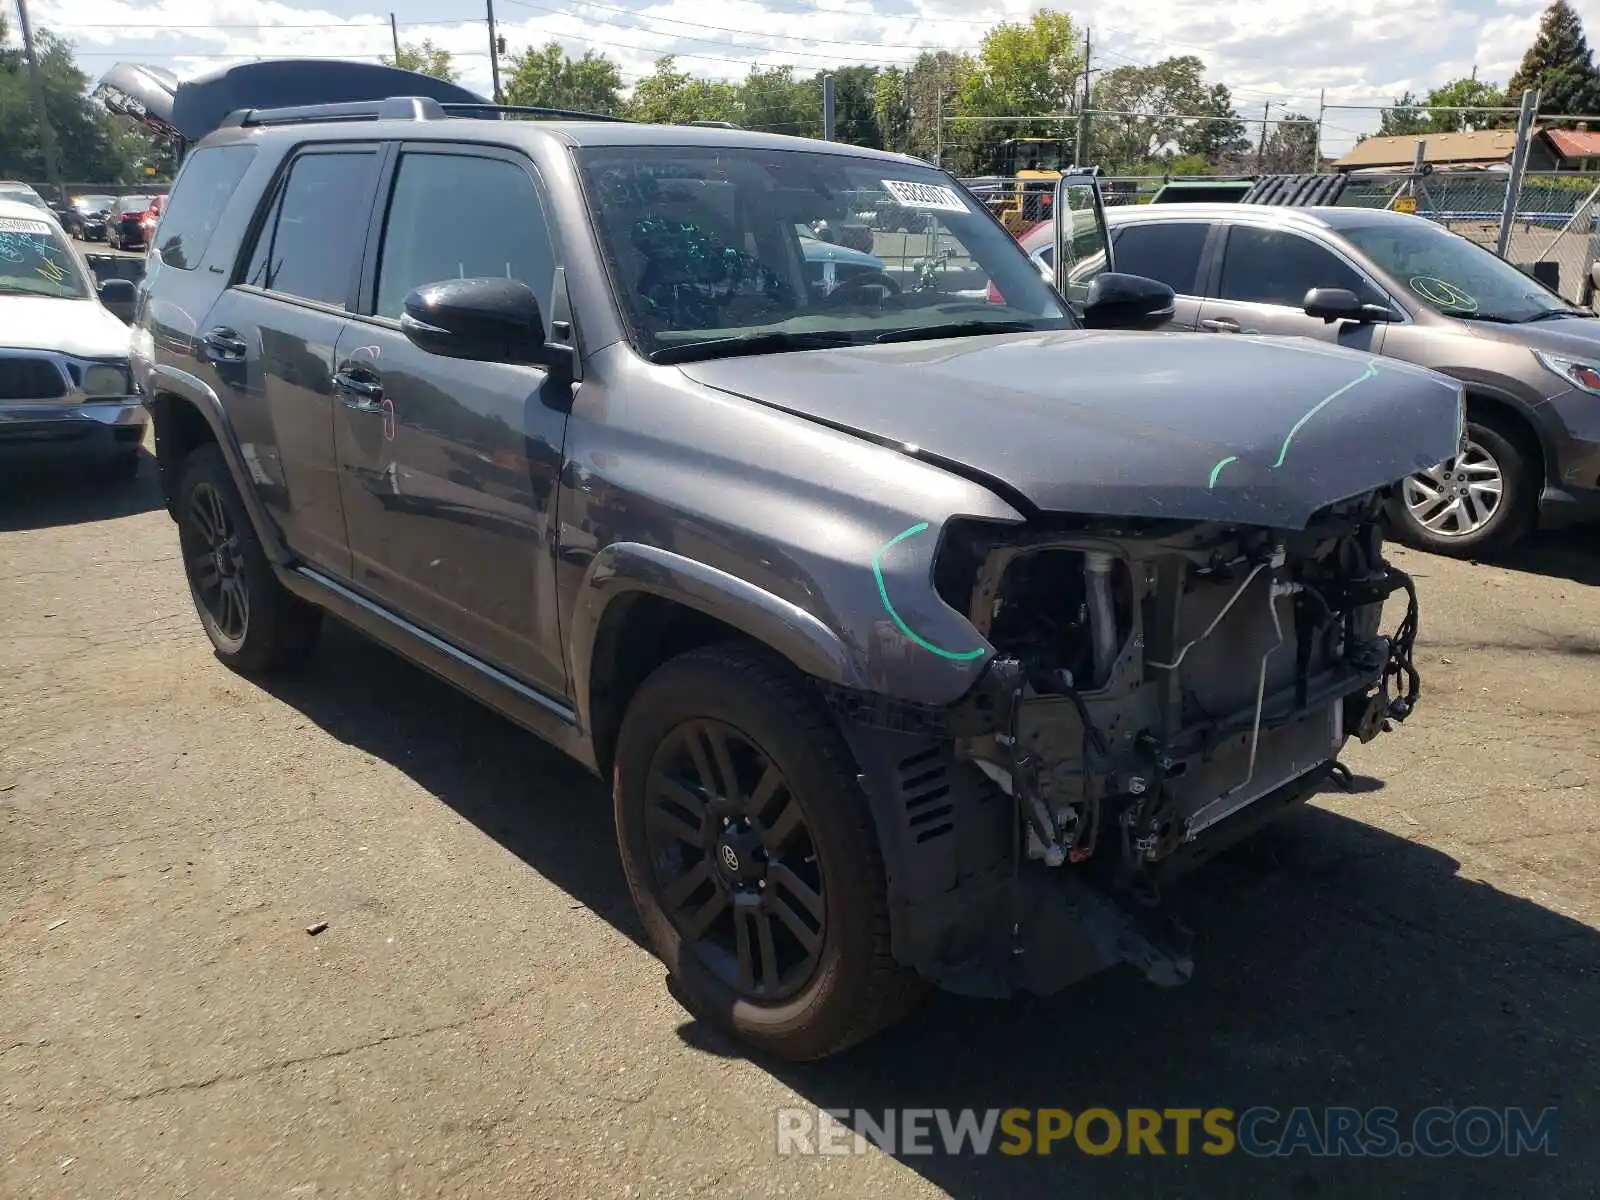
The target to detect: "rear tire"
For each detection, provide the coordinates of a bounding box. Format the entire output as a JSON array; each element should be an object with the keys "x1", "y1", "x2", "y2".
[
  {"x1": 613, "y1": 643, "x2": 924, "y2": 1061},
  {"x1": 1387, "y1": 414, "x2": 1537, "y2": 557},
  {"x1": 175, "y1": 444, "x2": 321, "y2": 673}
]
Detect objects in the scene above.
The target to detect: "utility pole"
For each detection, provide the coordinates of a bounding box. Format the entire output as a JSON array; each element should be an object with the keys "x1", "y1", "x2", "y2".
[
  {"x1": 1255, "y1": 101, "x2": 1272, "y2": 171},
  {"x1": 486, "y1": 0, "x2": 504, "y2": 103},
  {"x1": 14, "y1": 0, "x2": 65, "y2": 206},
  {"x1": 1497, "y1": 88, "x2": 1541, "y2": 258},
  {"x1": 822, "y1": 74, "x2": 836, "y2": 141},
  {"x1": 934, "y1": 66, "x2": 944, "y2": 168},
  {"x1": 1313, "y1": 88, "x2": 1326, "y2": 173},
  {"x1": 390, "y1": 13, "x2": 402, "y2": 61},
  {"x1": 1074, "y1": 27, "x2": 1092, "y2": 168}
]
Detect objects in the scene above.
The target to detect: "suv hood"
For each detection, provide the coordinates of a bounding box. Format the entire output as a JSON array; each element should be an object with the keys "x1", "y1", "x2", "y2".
[
  {"x1": 680, "y1": 330, "x2": 1464, "y2": 529},
  {"x1": 2, "y1": 296, "x2": 131, "y2": 358}
]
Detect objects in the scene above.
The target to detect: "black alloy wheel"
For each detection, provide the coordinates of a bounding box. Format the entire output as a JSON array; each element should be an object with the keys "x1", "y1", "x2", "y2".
[
  {"x1": 184, "y1": 478, "x2": 250, "y2": 648},
  {"x1": 645, "y1": 718, "x2": 826, "y2": 1001}
]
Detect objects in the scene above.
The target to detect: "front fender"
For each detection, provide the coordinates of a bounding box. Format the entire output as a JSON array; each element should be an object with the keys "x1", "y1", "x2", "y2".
[
  {"x1": 568, "y1": 541, "x2": 871, "y2": 735},
  {"x1": 145, "y1": 363, "x2": 292, "y2": 567}
]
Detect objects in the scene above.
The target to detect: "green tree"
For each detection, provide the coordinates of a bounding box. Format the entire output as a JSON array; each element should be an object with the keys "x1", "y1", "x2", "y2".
[
  {"x1": 1377, "y1": 90, "x2": 1430, "y2": 137},
  {"x1": 625, "y1": 56, "x2": 741, "y2": 126},
  {"x1": 1091, "y1": 55, "x2": 1212, "y2": 171},
  {"x1": 1178, "y1": 82, "x2": 1250, "y2": 165},
  {"x1": 811, "y1": 66, "x2": 881, "y2": 148},
  {"x1": 903, "y1": 51, "x2": 976, "y2": 168},
  {"x1": 1261, "y1": 112, "x2": 1319, "y2": 172},
  {"x1": 504, "y1": 41, "x2": 623, "y2": 114},
  {"x1": 1506, "y1": 0, "x2": 1600, "y2": 113},
  {"x1": 956, "y1": 9, "x2": 1082, "y2": 171},
  {"x1": 381, "y1": 38, "x2": 458, "y2": 82},
  {"x1": 740, "y1": 66, "x2": 815, "y2": 137},
  {"x1": 1423, "y1": 76, "x2": 1508, "y2": 131},
  {"x1": 873, "y1": 68, "x2": 911, "y2": 152},
  {"x1": 1, "y1": 18, "x2": 130, "y2": 187}
]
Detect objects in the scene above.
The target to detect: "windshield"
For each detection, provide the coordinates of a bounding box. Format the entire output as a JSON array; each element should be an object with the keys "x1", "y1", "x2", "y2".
[
  {"x1": 0, "y1": 216, "x2": 90, "y2": 299},
  {"x1": 1, "y1": 187, "x2": 51, "y2": 214},
  {"x1": 575, "y1": 145, "x2": 1072, "y2": 361},
  {"x1": 1341, "y1": 219, "x2": 1574, "y2": 322},
  {"x1": 117, "y1": 196, "x2": 153, "y2": 215},
  {"x1": 74, "y1": 195, "x2": 115, "y2": 212}
]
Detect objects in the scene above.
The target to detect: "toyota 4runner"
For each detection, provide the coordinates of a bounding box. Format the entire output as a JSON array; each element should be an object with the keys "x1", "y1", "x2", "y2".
[{"x1": 133, "y1": 93, "x2": 1464, "y2": 1061}]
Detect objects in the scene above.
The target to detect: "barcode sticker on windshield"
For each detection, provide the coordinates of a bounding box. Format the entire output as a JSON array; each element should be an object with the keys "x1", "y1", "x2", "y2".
[
  {"x1": 0, "y1": 217, "x2": 51, "y2": 234},
  {"x1": 881, "y1": 180, "x2": 968, "y2": 213}
]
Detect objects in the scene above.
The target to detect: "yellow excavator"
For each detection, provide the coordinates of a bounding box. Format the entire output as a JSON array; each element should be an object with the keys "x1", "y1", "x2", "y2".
[{"x1": 983, "y1": 137, "x2": 1073, "y2": 236}]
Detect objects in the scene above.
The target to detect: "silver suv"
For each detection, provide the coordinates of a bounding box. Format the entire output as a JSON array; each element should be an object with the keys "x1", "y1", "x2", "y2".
[{"x1": 1027, "y1": 204, "x2": 1600, "y2": 555}]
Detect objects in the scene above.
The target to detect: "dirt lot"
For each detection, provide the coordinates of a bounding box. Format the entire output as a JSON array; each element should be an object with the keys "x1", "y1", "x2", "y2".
[{"x1": 2, "y1": 445, "x2": 1597, "y2": 1198}]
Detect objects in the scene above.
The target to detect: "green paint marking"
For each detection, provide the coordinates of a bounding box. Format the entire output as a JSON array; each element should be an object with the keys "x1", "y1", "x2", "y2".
[
  {"x1": 1207, "y1": 456, "x2": 1238, "y2": 489},
  {"x1": 1207, "y1": 361, "x2": 1382, "y2": 488},
  {"x1": 1270, "y1": 360, "x2": 1381, "y2": 469},
  {"x1": 871, "y1": 522, "x2": 988, "y2": 661}
]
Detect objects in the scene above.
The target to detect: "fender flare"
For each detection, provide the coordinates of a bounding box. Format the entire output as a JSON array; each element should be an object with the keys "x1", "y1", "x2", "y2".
[
  {"x1": 567, "y1": 541, "x2": 867, "y2": 734},
  {"x1": 1431, "y1": 370, "x2": 1555, "y2": 481},
  {"x1": 145, "y1": 363, "x2": 293, "y2": 566}
]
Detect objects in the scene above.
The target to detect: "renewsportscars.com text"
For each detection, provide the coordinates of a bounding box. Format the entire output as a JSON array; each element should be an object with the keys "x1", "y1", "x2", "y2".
[{"x1": 775, "y1": 1106, "x2": 1559, "y2": 1158}]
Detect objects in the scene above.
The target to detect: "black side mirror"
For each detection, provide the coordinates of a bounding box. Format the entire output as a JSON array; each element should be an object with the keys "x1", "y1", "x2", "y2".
[
  {"x1": 400, "y1": 277, "x2": 550, "y2": 366},
  {"x1": 1080, "y1": 272, "x2": 1177, "y2": 330},
  {"x1": 1303, "y1": 286, "x2": 1395, "y2": 324},
  {"x1": 98, "y1": 278, "x2": 137, "y2": 324}
]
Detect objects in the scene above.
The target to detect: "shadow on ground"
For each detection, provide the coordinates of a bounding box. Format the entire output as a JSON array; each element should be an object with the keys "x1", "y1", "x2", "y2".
[
  {"x1": 0, "y1": 449, "x2": 162, "y2": 532},
  {"x1": 1469, "y1": 526, "x2": 1600, "y2": 587},
  {"x1": 264, "y1": 622, "x2": 1594, "y2": 1199}
]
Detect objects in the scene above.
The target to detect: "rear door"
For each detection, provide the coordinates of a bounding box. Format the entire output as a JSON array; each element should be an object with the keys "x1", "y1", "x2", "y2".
[
  {"x1": 1197, "y1": 222, "x2": 1389, "y2": 352},
  {"x1": 1103, "y1": 219, "x2": 1215, "y2": 330},
  {"x1": 330, "y1": 143, "x2": 571, "y2": 698},
  {"x1": 199, "y1": 143, "x2": 385, "y2": 576}
]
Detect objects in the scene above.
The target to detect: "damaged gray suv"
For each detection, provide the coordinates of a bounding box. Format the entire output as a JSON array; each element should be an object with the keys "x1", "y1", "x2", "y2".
[{"x1": 134, "y1": 95, "x2": 1463, "y2": 1061}]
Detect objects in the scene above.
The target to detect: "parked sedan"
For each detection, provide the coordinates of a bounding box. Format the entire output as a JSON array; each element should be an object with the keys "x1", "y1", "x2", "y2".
[
  {"x1": 1023, "y1": 205, "x2": 1600, "y2": 555},
  {"x1": 107, "y1": 194, "x2": 155, "y2": 251},
  {"x1": 68, "y1": 193, "x2": 117, "y2": 241}
]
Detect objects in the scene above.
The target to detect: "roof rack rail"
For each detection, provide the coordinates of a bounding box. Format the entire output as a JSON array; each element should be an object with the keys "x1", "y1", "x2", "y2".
[
  {"x1": 224, "y1": 96, "x2": 447, "y2": 128},
  {"x1": 220, "y1": 96, "x2": 631, "y2": 130},
  {"x1": 437, "y1": 102, "x2": 630, "y2": 123}
]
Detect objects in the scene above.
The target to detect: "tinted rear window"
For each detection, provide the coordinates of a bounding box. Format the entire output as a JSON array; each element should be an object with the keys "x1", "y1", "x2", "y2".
[
  {"x1": 243, "y1": 150, "x2": 379, "y2": 308},
  {"x1": 1113, "y1": 222, "x2": 1210, "y2": 294},
  {"x1": 156, "y1": 145, "x2": 256, "y2": 270}
]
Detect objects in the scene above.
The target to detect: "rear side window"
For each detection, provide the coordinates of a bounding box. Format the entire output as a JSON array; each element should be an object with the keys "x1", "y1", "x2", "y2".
[
  {"x1": 154, "y1": 145, "x2": 255, "y2": 270},
  {"x1": 373, "y1": 152, "x2": 556, "y2": 320},
  {"x1": 1112, "y1": 222, "x2": 1209, "y2": 294},
  {"x1": 1216, "y1": 225, "x2": 1371, "y2": 306},
  {"x1": 243, "y1": 150, "x2": 380, "y2": 308}
]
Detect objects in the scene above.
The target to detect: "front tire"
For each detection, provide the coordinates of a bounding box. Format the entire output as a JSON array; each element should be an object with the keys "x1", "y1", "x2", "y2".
[
  {"x1": 175, "y1": 444, "x2": 322, "y2": 673},
  {"x1": 613, "y1": 644, "x2": 924, "y2": 1061},
  {"x1": 1388, "y1": 415, "x2": 1537, "y2": 556}
]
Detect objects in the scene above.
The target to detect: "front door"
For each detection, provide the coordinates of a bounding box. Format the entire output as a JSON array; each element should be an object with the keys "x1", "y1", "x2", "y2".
[
  {"x1": 1105, "y1": 220, "x2": 1214, "y2": 331},
  {"x1": 332, "y1": 145, "x2": 570, "y2": 697},
  {"x1": 1197, "y1": 223, "x2": 1389, "y2": 353}
]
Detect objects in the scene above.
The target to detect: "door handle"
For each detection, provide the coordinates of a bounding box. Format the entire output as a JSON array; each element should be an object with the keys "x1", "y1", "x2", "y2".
[
  {"x1": 1199, "y1": 318, "x2": 1241, "y2": 333},
  {"x1": 332, "y1": 370, "x2": 385, "y2": 411},
  {"x1": 202, "y1": 327, "x2": 247, "y2": 360}
]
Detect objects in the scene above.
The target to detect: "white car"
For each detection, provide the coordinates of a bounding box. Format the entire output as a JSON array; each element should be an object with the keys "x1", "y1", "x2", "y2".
[{"x1": 0, "y1": 197, "x2": 146, "y2": 478}]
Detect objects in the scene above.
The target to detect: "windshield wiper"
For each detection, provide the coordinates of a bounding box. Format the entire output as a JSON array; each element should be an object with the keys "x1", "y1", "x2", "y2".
[
  {"x1": 1521, "y1": 307, "x2": 1596, "y2": 322},
  {"x1": 1437, "y1": 309, "x2": 1520, "y2": 323},
  {"x1": 648, "y1": 330, "x2": 864, "y2": 365},
  {"x1": 875, "y1": 320, "x2": 1043, "y2": 345}
]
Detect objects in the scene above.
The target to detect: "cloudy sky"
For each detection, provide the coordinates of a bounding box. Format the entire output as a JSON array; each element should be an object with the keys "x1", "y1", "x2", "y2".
[{"x1": 11, "y1": 0, "x2": 1589, "y2": 153}]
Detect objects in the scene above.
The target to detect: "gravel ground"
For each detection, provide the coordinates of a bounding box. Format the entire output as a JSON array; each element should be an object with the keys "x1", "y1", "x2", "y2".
[{"x1": 2, "y1": 444, "x2": 1596, "y2": 1198}]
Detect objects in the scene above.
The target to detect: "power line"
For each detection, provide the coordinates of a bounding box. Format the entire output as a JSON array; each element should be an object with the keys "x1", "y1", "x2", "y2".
[
  {"x1": 511, "y1": 0, "x2": 950, "y2": 52},
  {"x1": 497, "y1": 0, "x2": 922, "y2": 66}
]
